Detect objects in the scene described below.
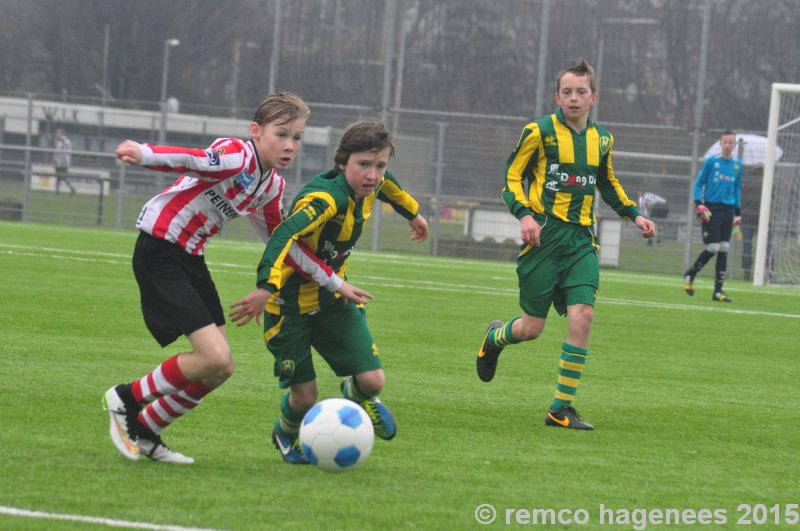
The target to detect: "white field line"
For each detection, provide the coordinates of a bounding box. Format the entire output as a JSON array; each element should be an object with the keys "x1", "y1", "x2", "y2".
[
  {"x1": 7, "y1": 240, "x2": 795, "y2": 297},
  {"x1": 2, "y1": 245, "x2": 799, "y2": 320},
  {"x1": 0, "y1": 505, "x2": 222, "y2": 531},
  {"x1": 0, "y1": 243, "x2": 131, "y2": 258},
  {"x1": 350, "y1": 276, "x2": 800, "y2": 319},
  {"x1": 208, "y1": 240, "x2": 800, "y2": 294},
  {"x1": 2, "y1": 241, "x2": 799, "y2": 294}
]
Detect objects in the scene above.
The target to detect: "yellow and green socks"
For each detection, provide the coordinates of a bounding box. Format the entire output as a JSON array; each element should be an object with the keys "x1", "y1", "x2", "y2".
[
  {"x1": 275, "y1": 392, "x2": 304, "y2": 437},
  {"x1": 549, "y1": 343, "x2": 588, "y2": 410},
  {"x1": 489, "y1": 317, "x2": 522, "y2": 348}
]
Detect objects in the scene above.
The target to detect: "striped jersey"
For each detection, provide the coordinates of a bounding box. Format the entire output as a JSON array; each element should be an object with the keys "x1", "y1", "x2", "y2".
[
  {"x1": 134, "y1": 138, "x2": 341, "y2": 291},
  {"x1": 502, "y1": 108, "x2": 640, "y2": 226},
  {"x1": 693, "y1": 154, "x2": 742, "y2": 209},
  {"x1": 256, "y1": 169, "x2": 419, "y2": 314}
]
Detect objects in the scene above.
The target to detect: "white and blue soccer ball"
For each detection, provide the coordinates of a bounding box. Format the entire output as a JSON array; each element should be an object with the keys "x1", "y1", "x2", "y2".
[{"x1": 299, "y1": 398, "x2": 374, "y2": 472}]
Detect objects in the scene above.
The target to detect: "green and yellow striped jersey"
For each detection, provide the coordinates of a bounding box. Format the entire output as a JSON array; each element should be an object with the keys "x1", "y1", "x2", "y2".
[
  {"x1": 502, "y1": 108, "x2": 640, "y2": 226},
  {"x1": 256, "y1": 168, "x2": 419, "y2": 314}
]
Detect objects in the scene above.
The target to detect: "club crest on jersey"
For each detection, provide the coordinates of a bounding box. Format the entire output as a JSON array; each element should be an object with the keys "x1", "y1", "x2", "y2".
[
  {"x1": 600, "y1": 136, "x2": 610, "y2": 156},
  {"x1": 205, "y1": 148, "x2": 223, "y2": 166},
  {"x1": 279, "y1": 360, "x2": 295, "y2": 377}
]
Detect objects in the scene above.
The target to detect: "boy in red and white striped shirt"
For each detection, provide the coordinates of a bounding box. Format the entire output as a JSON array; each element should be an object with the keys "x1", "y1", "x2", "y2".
[{"x1": 103, "y1": 92, "x2": 371, "y2": 464}]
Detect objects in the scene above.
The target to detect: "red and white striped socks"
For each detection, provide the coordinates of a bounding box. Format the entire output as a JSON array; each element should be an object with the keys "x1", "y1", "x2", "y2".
[
  {"x1": 130, "y1": 354, "x2": 212, "y2": 434},
  {"x1": 139, "y1": 380, "x2": 211, "y2": 434},
  {"x1": 131, "y1": 354, "x2": 188, "y2": 403}
]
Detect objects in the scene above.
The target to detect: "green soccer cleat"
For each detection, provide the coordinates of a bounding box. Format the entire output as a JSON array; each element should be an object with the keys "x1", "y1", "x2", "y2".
[
  {"x1": 682, "y1": 273, "x2": 695, "y2": 296},
  {"x1": 476, "y1": 320, "x2": 504, "y2": 382},
  {"x1": 544, "y1": 405, "x2": 594, "y2": 430},
  {"x1": 712, "y1": 291, "x2": 733, "y2": 303}
]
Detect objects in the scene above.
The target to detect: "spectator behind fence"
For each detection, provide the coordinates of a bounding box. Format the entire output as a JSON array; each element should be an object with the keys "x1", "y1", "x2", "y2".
[
  {"x1": 53, "y1": 128, "x2": 75, "y2": 195},
  {"x1": 637, "y1": 192, "x2": 668, "y2": 219},
  {"x1": 637, "y1": 191, "x2": 668, "y2": 245}
]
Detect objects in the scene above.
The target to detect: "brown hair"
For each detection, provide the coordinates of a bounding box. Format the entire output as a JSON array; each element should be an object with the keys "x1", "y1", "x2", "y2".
[
  {"x1": 334, "y1": 120, "x2": 395, "y2": 167},
  {"x1": 252, "y1": 91, "x2": 310, "y2": 126},
  {"x1": 555, "y1": 59, "x2": 597, "y2": 93}
]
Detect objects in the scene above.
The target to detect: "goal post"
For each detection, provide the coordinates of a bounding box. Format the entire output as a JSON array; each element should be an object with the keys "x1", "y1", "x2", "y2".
[{"x1": 753, "y1": 83, "x2": 800, "y2": 286}]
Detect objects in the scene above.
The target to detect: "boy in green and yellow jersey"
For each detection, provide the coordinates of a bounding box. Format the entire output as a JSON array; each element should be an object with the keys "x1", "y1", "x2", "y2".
[
  {"x1": 476, "y1": 59, "x2": 656, "y2": 430},
  {"x1": 231, "y1": 120, "x2": 428, "y2": 462}
]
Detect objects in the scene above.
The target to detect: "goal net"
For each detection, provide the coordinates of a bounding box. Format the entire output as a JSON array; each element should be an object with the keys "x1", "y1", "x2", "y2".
[{"x1": 754, "y1": 83, "x2": 800, "y2": 286}]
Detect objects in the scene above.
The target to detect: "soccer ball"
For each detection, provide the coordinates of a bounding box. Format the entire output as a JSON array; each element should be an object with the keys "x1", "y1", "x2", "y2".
[{"x1": 299, "y1": 398, "x2": 374, "y2": 472}]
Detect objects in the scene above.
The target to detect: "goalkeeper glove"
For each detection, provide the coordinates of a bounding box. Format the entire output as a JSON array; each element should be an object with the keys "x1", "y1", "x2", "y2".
[
  {"x1": 695, "y1": 204, "x2": 711, "y2": 224},
  {"x1": 733, "y1": 215, "x2": 742, "y2": 238}
]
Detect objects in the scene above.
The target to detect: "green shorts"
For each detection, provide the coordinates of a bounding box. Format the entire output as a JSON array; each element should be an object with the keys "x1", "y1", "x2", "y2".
[
  {"x1": 263, "y1": 302, "x2": 381, "y2": 388},
  {"x1": 516, "y1": 215, "x2": 599, "y2": 318}
]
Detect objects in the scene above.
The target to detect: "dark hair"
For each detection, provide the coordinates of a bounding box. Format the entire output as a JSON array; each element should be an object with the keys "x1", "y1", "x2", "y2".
[
  {"x1": 252, "y1": 91, "x2": 310, "y2": 126},
  {"x1": 334, "y1": 120, "x2": 395, "y2": 167},
  {"x1": 555, "y1": 59, "x2": 596, "y2": 93}
]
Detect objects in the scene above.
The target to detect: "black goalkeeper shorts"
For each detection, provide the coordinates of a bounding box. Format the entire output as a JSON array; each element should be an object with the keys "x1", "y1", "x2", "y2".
[
  {"x1": 701, "y1": 204, "x2": 735, "y2": 245},
  {"x1": 132, "y1": 231, "x2": 225, "y2": 347}
]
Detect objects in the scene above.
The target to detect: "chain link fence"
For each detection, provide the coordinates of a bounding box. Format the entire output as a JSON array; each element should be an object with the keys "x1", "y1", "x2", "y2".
[
  {"x1": 2, "y1": 0, "x2": 795, "y2": 281},
  {"x1": 0, "y1": 95, "x2": 761, "y2": 280}
]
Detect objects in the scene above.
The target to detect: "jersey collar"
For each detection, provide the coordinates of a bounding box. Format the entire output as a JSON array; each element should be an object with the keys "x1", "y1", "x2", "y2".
[
  {"x1": 248, "y1": 139, "x2": 274, "y2": 179},
  {"x1": 335, "y1": 170, "x2": 357, "y2": 199},
  {"x1": 248, "y1": 139, "x2": 274, "y2": 191},
  {"x1": 555, "y1": 108, "x2": 594, "y2": 134}
]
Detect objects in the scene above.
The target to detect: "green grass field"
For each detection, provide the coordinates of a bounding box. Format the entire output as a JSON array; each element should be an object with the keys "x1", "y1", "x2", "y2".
[{"x1": 1, "y1": 221, "x2": 798, "y2": 530}]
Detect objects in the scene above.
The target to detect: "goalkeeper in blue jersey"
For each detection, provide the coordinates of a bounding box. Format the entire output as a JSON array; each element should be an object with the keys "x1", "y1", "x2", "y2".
[
  {"x1": 683, "y1": 131, "x2": 743, "y2": 302},
  {"x1": 475, "y1": 60, "x2": 656, "y2": 430}
]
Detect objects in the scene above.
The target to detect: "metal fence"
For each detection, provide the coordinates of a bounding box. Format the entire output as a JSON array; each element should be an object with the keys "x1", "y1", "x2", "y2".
[
  {"x1": 0, "y1": 94, "x2": 761, "y2": 281},
  {"x1": 2, "y1": 0, "x2": 797, "y2": 281}
]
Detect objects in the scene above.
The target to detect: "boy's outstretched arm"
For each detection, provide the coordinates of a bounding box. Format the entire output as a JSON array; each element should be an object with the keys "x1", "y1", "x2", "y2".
[
  {"x1": 336, "y1": 282, "x2": 373, "y2": 305},
  {"x1": 229, "y1": 282, "x2": 373, "y2": 327},
  {"x1": 229, "y1": 288, "x2": 273, "y2": 327},
  {"x1": 116, "y1": 140, "x2": 142, "y2": 165}
]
